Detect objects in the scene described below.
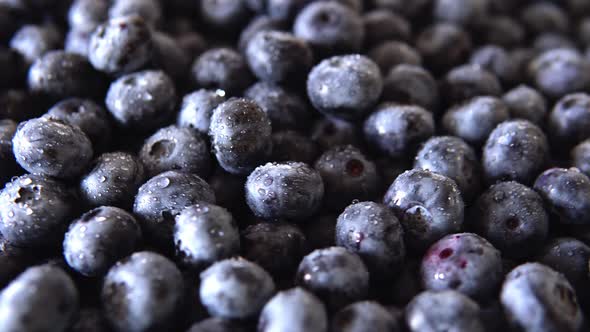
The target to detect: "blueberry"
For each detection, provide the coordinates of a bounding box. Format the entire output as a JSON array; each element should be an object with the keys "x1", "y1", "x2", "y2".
[
  {"x1": 0, "y1": 174, "x2": 75, "y2": 248},
  {"x1": 266, "y1": 0, "x2": 363, "y2": 22},
  {"x1": 12, "y1": 117, "x2": 93, "y2": 178},
  {"x1": 63, "y1": 206, "x2": 142, "y2": 277},
  {"x1": 311, "y1": 117, "x2": 363, "y2": 151},
  {"x1": 245, "y1": 161, "x2": 323, "y2": 220},
  {"x1": 433, "y1": 0, "x2": 488, "y2": 27},
  {"x1": 415, "y1": 23, "x2": 472, "y2": 75},
  {"x1": 483, "y1": 120, "x2": 550, "y2": 185},
  {"x1": 209, "y1": 98, "x2": 272, "y2": 175},
  {"x1": 151, "y1": 31, "x2": 191, "y2": 81},
  {"x1": 246, "y1": 30, "x2": 313, "y2": 84},
  {"x1": 176, "y1": 32, "x2": 208, "y2": 60},
  {"x1": 368, "y1": 41, "x2": 421, "y2": 74},
  {"x1": 173, "y1": 202, "x2": 240, "y2": 270},
  {"x1": 477, "y1": 15, "x2": 525, "y2": 48},
  {"x1": 405, "y1": 290, "x2": 484, "y2": 332},
  {"x1": 441, "y1": 65, "x2": 503, "y2": 106},
  {"x1": 529, "y1": 48, "x2": 590, "y2": 100},
  {"x1": 315, "y1": 145, "x2": 379, "y2": 211},
  {"x1": 572, "y1": 139, "x2": 590, "y2": 176},
  {"x1": 28, "y1": 50, "x2": 104, "y2": 100},
  {"x1": 336, "y1": 201, "x2": 405, "y2": 280},
  {"x1": 0, "y1": 264, "x2": 79, "y2": 332},
  {"x1": 383, "y1": 169, "x2": 464, "y2": 251},
  {"x1": 68, "y1": 307, "x2": 111, "y2": 332},
  {"x1": 44, "y1": 98, "x2": 112, "y2": 151},
  {"x1": 521, "y1": 2, "x2": 569, "y2": 35},
  {"x1": 244, "y1": 82, "x2": 313, "y2": 132},
  {"x1": 534, "y1": 167, "x2": 590, "y2": 226},
  {"x1": 295, "y1": 246, "x2": 369, "y2": 311},
  {"x1": 548, "y1": 93, "x2": 590, "y2": 149},
  {"x1": 0, "y1": 120, "x2": 20, "y2": 185},
  {"x1": 108, "y1": 0, "x2": 162, "y2": 27},
  {"x1": 294, "y1": 2, "x2": 364, "y2": 56},
  {"x1": 80, "y1": 151, "x2": 145, "y2": 208},
  {"x1": 9, "y1": 24, "x2": 61, "y2": 63},
  {"x1": 241, "y1": 222, "x2": 307, "y2": 278},
  {"x1": 421, "y1": 233, "x2": 503, "y2": 301},
  {"x1": 470, "y1": 45, "x2": 519, "y2": 86},
  {"x1": 332, "y1": 301, "x2": 398, "y2": 332},
  {"x1": 177, "y1": 89, "x2": 226, "y2": 134},
  {"x1": 0, "y1": 90, "x2": 40, "y2": 122},
  {"x1": 442, "y1": 96, "x2": 509, "y2": 147},
  {"x1": 186, "y1": 317, "x2": 248, "y2": 332},
  {"x1": 89, "y1": 15, "x2": 153, "y2": 74},
  {"x1": 64, "y1": 30, "x2": 91, "y2": 56},
  {"x1": 0, "y1": 48, "x2": 27, "y2": 91},
  {"x1": 238, "y1": 15, "x2": 284, "y2": 52},
  {"x1": 102, "y1": 251, "x2": 183, "y2": 332},
  {"x1": 414, "y1": 136, "x2": 481, "y2": 201},
  {"x1": 578, "y1": 17, "x2": 590, "y2": 48},
  {"x1": 105, "y1": 69, "x2": 176, "y2": 131},
  {"x1": 533, "y1": 33, "x2": 577, "y2": 54},
  {"x1": 191, "y1": 48, "x2": 254, "y2": 94},
  {"x1": 364, "y1": 103, "x2": 434, "y2": 159},
  {"x1": 68, "y1": 0, "x2": 109, "y2": 33},
  {"x1": 199, "y1": 258, "x2": 275, "y2": 319},
  {"x1": 363, "y1": 9, "x2": 411, "y2": 47},
  {"x1": 271, "y1": 130, "x2": 320, "y2": 164},
  {"x1": 307, "y1": 55, "x2": 382, "y2": 120},
  {"x1": 133, "y1": 170, "x2": 215, "y2": 248},
  {"x1": 139, "y1": 125, "x2": 211, "y2": 178},
  {"x1": 258, "y1": 287, "x2": 328, "y2": 332},
  {"x1": 502, "y1": 85, "x2": 547, "y2": 126},
  {"x1": 381, "y1": 64, "x2": 440, "y2": 113},
  {"x1": 470, "y1": 181, "x2": 549, "y2": 259},
  {"x1": 501, "y1": 263, "x2": 583, "y2": 332},
  {"x1": 536, "y1": 237, "x2": 590, "y2": 300},
  {"x1": 199, "y1": 0, "x2": 251, "y2": 32}
]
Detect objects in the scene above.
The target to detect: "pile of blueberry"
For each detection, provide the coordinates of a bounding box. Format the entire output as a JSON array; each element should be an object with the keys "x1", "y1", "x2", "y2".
[{"x1": 3, "y1": 0, "x2": 590, "y2": 331}]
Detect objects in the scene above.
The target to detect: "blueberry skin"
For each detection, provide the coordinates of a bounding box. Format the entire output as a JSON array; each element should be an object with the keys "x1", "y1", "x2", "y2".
[
  {"x1": 199, "y1": 0, "x2": 251, "y2": 31},
  {"x1": 245, "y1": 162, "x2": 324, "y2": 221},
  {"x1": 244, "y1": 82, "x2": 313, "y2": 132},
  {"x1": 381, "y1": 64, "x2": 440, "y2": 113},
  {"x1": 28, "y1": 50, "x2": 104, "y2": 100},
  {"x1": 258, "y1": 287, "x2": 328, "y2": 332},
  {"x1": 177, "y1": 89, "x2": 226, "y2": 134},
  {"x1": 105, "y1": 69, "x2": 176, "y2": 132},
  {"x1": 534, "y1": 168, "x2": 590, "y2": 226},
  {"x1": 68, "y1": 0, "x2": 109, "y2": 33},
  {"x1": 477, "y1": 16, "x2": 525, "y2": 49},
  {"x1": 108, "y1": 0, "x2": 162, "y2": 27},
  {"x1": 363, "y1": 9, "x2": 411, "y2": 47},
  {"x1": 336, "y1": 201, "x2": 405, "y2": 280},
  {"x1": 209, "y1": 98, "x2": 272, "y2": 175},
  {"x1": 174, "y1": 202, "x2": 240, "y2": 270},
  {"x1": 364, "y1": 103, "x2": 434, "y2": 160},
  {"x1": 13, "y1": 117, "x2": 93, "y2": 179},
  {"x1": 441, "y1": 65, "x2": 502, "y2": 106},
  {"x1": 151, "y1": 31, "x2": 191, "y2": 81},
  {"x1": 332, "y1": 301, "x2": 398, "y2": 332},
  {"x1": 271, "y1": 130, "x2": 320, "y2": 165},
  {"x1": 246, "y1": 30, "x2": 313, "y2": 84},
  {"x1": 102, "y1": 251, "x2": 183, "y2": 332},
  {"x1": 0, "y1": 48, "x2": 27, "y2": 91},
  {"x1": 64, "y1": 29, "x2": 92, "y2": 57},
  {"x1": 469, "y1": 45, "x2": 519, "y2": 86},
  {"x1": 572, "y1": 139, "x2": 590, "y2": 176},
  {"x1": 0, "y1": 174, "x2": 75, "y2": 248},
  {"x1": 133, "y1": 171, "x2": 216, "y2": 248},
  {"x1": 383, "y1": 169, "x2": 464, "y2": 251},
  {"x1": 433, "y1": 0, "x2": 488, "y2": 27},
  {"x1": 295, "y1": 246, "x2": 369, "y2": 311},
  {"x1": 501, "y1": 263, "x2": 583, "y2": 332},
  {"x1": 191, "y1": 48, "x2": 254, "y2": 94},
  {"x1": 315, "y1": 145, "x2": 379, "y2": 211},
  {"x1": 0, "y1": 264, "x2": 79, "y2": 332},
  {"x1": 405, "y1": 290, "x2": 484, "y2": 332},
  {"x1": 89, "y1": 15, "x2": 153, "y2": 74},
  {"x1": 414, "y1": 136, "x2": 481, "y2": 201},
  {"x1": 311, "y1": 117, "x2": 363, "y2": 151},
  {"x1": 0, "y1": 120, "x2": 19, "y2": 185},
  {"x1": 266, "y1": 0, "x2": 363, "y2": 22},
  {"x1": 536, "y1": 237, "x2": 590, "y2": 300},
  {"x1": 187, "y1": 317, "x2": 248, "y2": 332},
  {"x1": 80, "y1": 152, "x2": 145, "y2": 209},
  {"x1": 483, "y1": 120, "x2": 550, "y2": 185},
  {"x1": 502, "y1": 85, "x2": 547, "y2": 126},
  {"x1": 44, "y1": 98, "x2": 112, "y2": 151},
  {"x1": 548, "y1": 93, "x2": 590, "y2": 148},
  {"x1": 63, "y1": 206, "x2": 141, "y2": 277},
  {"x1": 421, "y1": 233, "x2": 503, "y2": 301},
  {"x1": 9, "y1": 24, "x2": 61, "y2": 63},
  {"x1": 442, "y1": 96, "x2": 509, "y2": 147},
  {"x1": 294, "y1": 2, "x2": 364, "y2": 56},
  {"x1": 521, "y1": 2, "x2": 569, "y2": 35},
  {"x1": 368, "y1": 41, "x2": 421, "y2": 75},
  {"x1": 529, "y1": 48, "x2": 590, "y2": 100},
  {"x1": 415, "y1": 23, "x2": 472, "y2": 75},
  {"x1": 307, "y1": 55, "x2": 382, "y2": 120},
  {"x1": 199, "y1": 258, "x2": 275, "y2": 319},
  {"x1": 241, "y1": 222, "x2": 307, "y2": 278},
  {"x1": 139, "y1": 125, "x2": 211, "y2": 178},
  {"x1": 68, "y1": 307, "x2": 111, "y2": 332},
  {"x1": 470, "y1": 181, "x2": 549, "y2": 259}
]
